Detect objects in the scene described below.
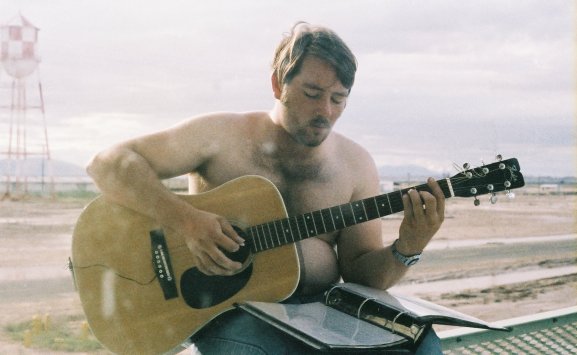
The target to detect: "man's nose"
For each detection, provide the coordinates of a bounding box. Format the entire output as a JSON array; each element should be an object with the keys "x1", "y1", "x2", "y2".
[{"x1": 316, "y1": 97, "x2": 332, "y2": 118}]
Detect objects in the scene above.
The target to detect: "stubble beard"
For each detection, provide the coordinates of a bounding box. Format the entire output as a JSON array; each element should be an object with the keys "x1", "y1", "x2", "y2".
[{"x1": 280, "y1": 94, "x2": 331, "y2": 148}]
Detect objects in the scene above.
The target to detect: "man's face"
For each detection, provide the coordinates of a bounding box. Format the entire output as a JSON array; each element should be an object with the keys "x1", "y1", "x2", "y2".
[{"x1": 278, "y1": 56, "x2": 349, "y2": 147}]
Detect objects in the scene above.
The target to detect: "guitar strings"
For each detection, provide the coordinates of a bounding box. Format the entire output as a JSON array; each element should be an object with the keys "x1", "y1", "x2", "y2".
[{"x1": 163, "y1": 164, "x2": 516, "y2": 262}]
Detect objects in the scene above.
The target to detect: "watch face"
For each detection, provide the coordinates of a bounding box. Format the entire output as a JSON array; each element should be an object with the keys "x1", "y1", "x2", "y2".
[
  {"x1": 392, "y1": 240, "x2": 421, "y2": 266},
  {"x1": 406, "y1": 256, "x2": 420, "y2": 266}
]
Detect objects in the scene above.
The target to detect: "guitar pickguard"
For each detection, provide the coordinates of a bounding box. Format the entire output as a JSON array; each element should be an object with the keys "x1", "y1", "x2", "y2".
[{"x1": 180, "y1": 243, "x2": 253, "y2": 309}]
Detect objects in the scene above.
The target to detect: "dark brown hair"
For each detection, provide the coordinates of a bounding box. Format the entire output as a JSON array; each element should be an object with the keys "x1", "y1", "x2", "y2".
[{"x1": 272, "y1": 22, "x2": 357, "y2": 90}]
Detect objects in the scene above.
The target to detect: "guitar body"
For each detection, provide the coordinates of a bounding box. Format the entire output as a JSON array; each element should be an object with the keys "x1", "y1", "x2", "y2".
[
  {"x1": 71, "y1": 158, "x2": 525, "y2": 354},
  {"x1": 71, "y1": 176, "x2": 300, "y2": 354}
]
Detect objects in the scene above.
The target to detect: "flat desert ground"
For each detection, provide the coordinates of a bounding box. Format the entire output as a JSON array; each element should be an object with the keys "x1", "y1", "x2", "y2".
[{"x1": 0, "y1": 190, "x2": 575, "y2": 353}]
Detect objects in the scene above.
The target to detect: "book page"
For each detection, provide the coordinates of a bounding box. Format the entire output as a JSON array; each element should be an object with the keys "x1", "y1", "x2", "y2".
[
  {"x1": 239, "y1": 301, "x2": 407, "y2": 350},
  {"x1": 336, "y1": 283, "x2": 508, "y2": 330}
]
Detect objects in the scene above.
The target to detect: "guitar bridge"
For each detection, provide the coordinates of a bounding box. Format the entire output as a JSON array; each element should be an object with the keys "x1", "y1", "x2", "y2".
[{"x1": 150, "y1": 229, "x2": 178, "y2": 300}]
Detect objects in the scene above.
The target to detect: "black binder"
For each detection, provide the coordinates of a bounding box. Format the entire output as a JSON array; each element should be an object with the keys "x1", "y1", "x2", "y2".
[{"x1": 236, "y1": 283, "x2": 509, "y2": 351}]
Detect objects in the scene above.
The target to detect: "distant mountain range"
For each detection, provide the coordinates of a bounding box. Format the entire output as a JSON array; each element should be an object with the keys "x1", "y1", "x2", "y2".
[
  {"x1": 0, "y1": 158, "x2": 574, "y2": 184},
  {"x1": 0, "y1": 158, "x2": 87, "y2": 177}
]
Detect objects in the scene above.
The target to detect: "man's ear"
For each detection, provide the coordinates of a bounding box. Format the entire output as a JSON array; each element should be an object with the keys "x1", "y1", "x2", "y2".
[{"x1": 271, "y1": 72, "x2": 282, "y2": 100}]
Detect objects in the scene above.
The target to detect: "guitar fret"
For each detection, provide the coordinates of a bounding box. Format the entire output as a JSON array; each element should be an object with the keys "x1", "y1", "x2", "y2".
[
  {"x1": 272, "y1": 223, "x2": 280, "y2": 247},
  {"x1": 351, "y1": 201, "x2": 366, "y2": 223},
  {"x1": 251, "y1": 226, "x2": 263, "y2": 252},
  {"x1": 375, "y1": 195, "x2": 392, "y2": 217},
  {"x1": 444, "y1": 178, "x2": 455, "y2": 198},
  {"x1": 296, "y1": 216, "x2": 309, "y2": 239},
  {"x1": 273, "y1": 220, "x2": 284, "y2": 246},
  {"x1": 372, "y1": 196, "x2": 381, "y2": 218},
  {"x1": 331, "y1": 206, "x2": 345, "y2": 230},
  {"x1": 290, "y1": 217, "x2": 303, "y2": 241},
  {"x1": 304, "y1": 213, "x2": 317, "y2": 236},
  {"x1": 260, "y1": 225, "x2": 269, "y2": 249},
  {"x1": 313, "y1": 210, "x2": 327, "y2": 234},
  {"x1": 388, "y1": 194, "x2": 395, "y2": 213},
  {"x1": 340, "y1": 203, "x2": 357, "y2": 227},
  {"x1": 348, "y1": 204, "x2": 355, "y2": 223},
  {"x1": 360, "y1": 200, "x2": 369, "y2": 220},
  {"x1": 246, "y1": 228, "x2": 255, "y2": 252},
  {"x1": 249, "y1": 226, "x2": 256, "y2": 252},
  {"x1": 364, "y1": 197, "x2": 380, "y2": 220},
  {"x1": 339, "y1": 205, "x2": 347, "y2": 227},
  {"x1": 266, "y1": 223, "x2": 277, "y2": 248},
  {"x1": 324, "y1": 208, "x2": 335, "y2": 232},
  {"x1": 320, "y1": 208, "x2": 334, "y2": 234},
  {"x1": 281, "y1": 219, "x2": 294, "y2": 243}
]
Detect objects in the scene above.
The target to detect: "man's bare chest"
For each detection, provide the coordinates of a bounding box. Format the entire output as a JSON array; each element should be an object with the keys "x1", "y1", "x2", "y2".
[{"x1": 196, "y1": 144, "x2": 352, "y2": 216}]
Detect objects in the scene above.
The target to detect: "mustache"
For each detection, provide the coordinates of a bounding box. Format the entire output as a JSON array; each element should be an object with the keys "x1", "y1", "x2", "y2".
[{"x1": 311, "y1": 116, "x2": 331, "y2": 128}]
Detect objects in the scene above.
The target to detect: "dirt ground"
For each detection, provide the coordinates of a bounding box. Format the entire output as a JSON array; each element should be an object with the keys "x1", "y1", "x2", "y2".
[{"x1": 0, "y1": 191, "x2": 575, "y2": 353}]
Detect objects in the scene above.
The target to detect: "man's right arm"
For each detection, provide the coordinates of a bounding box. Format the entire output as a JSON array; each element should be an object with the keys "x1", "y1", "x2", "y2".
[{"x1": 86, "y1": 114, "x2": 245, "y2": 275}]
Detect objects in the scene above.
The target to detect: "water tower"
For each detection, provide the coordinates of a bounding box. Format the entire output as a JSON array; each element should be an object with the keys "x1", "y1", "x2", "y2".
[{"x1": 0, "y1": 14, "x2": 52, "y2": 199}]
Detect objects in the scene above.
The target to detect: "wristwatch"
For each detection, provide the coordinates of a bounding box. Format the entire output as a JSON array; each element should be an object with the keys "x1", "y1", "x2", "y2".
[{"x1": 391, "y1": 239, "x2": 421, "y2": 266}]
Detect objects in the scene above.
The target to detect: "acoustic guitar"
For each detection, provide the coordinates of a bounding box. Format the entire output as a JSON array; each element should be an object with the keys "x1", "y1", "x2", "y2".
[{"x1": 71, "y1": 158, "x2": 524, "y2": 354}]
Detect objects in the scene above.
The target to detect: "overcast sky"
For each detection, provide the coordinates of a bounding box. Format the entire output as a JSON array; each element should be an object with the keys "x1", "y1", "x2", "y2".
[{"x1": 0, "y1": 0, "x2": 575, "y2": 177}]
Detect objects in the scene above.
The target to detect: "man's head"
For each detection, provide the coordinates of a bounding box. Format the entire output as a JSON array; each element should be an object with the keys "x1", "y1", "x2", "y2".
[{"x1": 272, "y1": 22, "x2": 357, "y2": 92}]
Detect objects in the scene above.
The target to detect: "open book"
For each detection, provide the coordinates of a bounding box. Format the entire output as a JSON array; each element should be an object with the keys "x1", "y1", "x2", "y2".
[{"x1": 236, "y1": 283, "x2": 509, "y2": 351}]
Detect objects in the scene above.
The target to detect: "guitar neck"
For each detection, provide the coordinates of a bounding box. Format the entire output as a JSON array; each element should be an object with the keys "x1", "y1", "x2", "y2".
[{"x1": 246, "y1": 178, "x2": 454, "y2": 253}]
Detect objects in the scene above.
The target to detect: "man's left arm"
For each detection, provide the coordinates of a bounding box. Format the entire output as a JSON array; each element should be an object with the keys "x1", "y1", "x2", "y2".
[{"x1": 337, "y1": 158, "x2": 445, "y2": 290}]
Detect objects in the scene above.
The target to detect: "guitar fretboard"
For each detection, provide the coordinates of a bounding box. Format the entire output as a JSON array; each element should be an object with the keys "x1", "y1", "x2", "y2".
[{"x1": 246, "y1": 178, "x2": 454, "y2": 253}]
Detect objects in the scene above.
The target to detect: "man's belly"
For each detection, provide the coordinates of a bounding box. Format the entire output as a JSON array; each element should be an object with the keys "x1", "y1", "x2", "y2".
[{"x1": 297, "y1": 238, "x2": 340, "y2": 295}]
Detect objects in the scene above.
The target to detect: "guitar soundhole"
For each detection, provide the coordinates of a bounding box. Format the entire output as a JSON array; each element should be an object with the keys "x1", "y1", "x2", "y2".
[{"x1": 180, "y1": 227, "x2": 253, "y2": 309}]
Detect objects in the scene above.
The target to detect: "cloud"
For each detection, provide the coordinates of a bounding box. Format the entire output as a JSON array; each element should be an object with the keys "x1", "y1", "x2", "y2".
[{"x1": 0, "y1": 0, "x2": 574, "y2": 176}]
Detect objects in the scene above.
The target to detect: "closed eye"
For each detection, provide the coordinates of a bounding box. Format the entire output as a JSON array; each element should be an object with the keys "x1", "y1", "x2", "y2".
[
  {"x1": 331, "y1": 97, "x2": 344, "y2": 104},
  {"x1": 304, "y1": 91, "x2": 321, "y2": 99}
]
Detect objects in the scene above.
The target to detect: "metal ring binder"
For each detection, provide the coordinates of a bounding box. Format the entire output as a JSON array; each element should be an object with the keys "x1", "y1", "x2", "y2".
[
  {"x1": 391, "y1": 311, "x2": 407, "y2": 334},
  {"x1": 357, "y1": 297, "x2": 376, "y2": 319}
]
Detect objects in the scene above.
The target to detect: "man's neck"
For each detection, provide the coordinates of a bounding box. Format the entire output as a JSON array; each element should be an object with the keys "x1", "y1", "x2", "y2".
[{"x1": 266, "y1": 107, "x2": 328, "y2": 162}]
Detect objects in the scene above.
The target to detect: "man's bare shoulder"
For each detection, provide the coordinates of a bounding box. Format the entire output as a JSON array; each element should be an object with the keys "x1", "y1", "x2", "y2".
[
  {"x1": 332, "y1": 132, "x2": 375, "y2": 167},
  {"x1": 181, "y1": 111, "x2": 268, "y2": 130},
  {"x1": 331, "y1": 132, "x2": 379, "y2": 195}
]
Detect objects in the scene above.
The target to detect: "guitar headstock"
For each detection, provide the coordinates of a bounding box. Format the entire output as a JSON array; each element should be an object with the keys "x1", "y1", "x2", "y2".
[{"x1": 449, "y1": 157, "x2": 525, "y2": 204}]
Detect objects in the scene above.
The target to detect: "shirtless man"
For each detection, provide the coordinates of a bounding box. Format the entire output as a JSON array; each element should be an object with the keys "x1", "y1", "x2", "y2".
[{"x1": 87, "y1": 23, "x2": 445, "y2": 354}]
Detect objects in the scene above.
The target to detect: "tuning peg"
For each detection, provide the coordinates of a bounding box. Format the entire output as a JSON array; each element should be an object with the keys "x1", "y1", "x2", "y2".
[
  {"x1": 474, "y1": 197, "x2": 480, "y2": 206},
  {"x1": 506, "y1": 191, "x2": 515, "y2": 199},
  {"x1": 490, "y1": 193, "x2": 498, "y2": 204},
  {"x1": 463, "y1": 163, "x2": 471, "y2": 170},
  {"x1": 496, "y1": 154, "x2": 503, "y2": 162}
]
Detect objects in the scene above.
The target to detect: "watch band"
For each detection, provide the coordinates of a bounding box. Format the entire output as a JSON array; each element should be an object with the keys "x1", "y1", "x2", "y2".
[{"x1": 391, "y1": 239, "x2": 421, "y2": 266}]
